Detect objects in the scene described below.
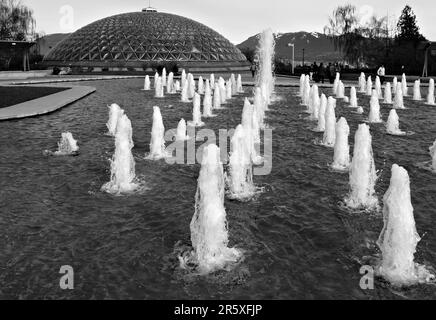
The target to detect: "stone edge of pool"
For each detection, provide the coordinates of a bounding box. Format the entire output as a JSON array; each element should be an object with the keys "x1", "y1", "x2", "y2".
[{"x1": 0, "y1": 85, "x2": 96, "y2": 121}]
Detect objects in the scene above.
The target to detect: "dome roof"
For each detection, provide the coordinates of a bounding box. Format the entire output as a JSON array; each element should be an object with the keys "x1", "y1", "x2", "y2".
[{"x1": 43, "y1": 11, "x2": 248, "y2": 70}]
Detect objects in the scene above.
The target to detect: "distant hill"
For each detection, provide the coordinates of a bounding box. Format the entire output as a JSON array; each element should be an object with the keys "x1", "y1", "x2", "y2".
[
  {"x1": 238, "y1": 31, "x2": 343, "y2": 64},
  {"x1": 35, "y1": 33, "x2": 70, "y2": 57}
]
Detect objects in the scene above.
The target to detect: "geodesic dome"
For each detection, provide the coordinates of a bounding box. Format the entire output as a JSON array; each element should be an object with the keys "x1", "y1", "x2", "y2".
[{"x1": 43, "y1": 10, "x2": 249, "y2": 72}]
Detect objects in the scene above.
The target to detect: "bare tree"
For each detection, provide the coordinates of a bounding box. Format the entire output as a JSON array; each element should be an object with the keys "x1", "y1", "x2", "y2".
[
  {"x1": 324, "y1": 4, "x2": 363, "y2": 65},
  {"x1": 324, "y1": 4, "x2": 390, "y2": 67}
]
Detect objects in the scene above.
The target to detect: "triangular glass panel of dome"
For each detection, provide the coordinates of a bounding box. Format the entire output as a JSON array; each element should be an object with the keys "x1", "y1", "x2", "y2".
[
  {"x1": 162, "y1": 53, "x2": 171, "y2": 60},
  {"x1": 123, "y1": 44, "x2": 133, "y2": 51},
  {"x1": 91, "y1": 52, "x2": 99, "y2": 60},
  {"x1": 192, "y1": 53, "x2": 202, "y2": 60},
  {"x1": 102, "y1": 52, "x2": 112, "y2": 60},
  {"x1": 80, "y1": 53, "x2": 90, "y2": 60},
  {"x1": 90, "y1": 45, "x2": 99, "y2": 53},
  {"x1": 70, "y1": 53, "x2": 80, "y2": 60},
  {"x1": 114, "y1": 52, "x2": 123, "y2": 60}
]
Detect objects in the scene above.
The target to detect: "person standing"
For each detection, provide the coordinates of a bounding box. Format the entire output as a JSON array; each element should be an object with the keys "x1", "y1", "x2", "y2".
[
  {"x1": 377, "y1": 65, "x2": 386, "y2": 84},
  {"x1": 318, "y1": 63, "x2": 326, "y2": 84},
  {"x1": 329, "y1": 63, "x2": 335, "y2": 84},
  {"x1": 250, "y1": 63, "x2": 256, "y2": 78}
]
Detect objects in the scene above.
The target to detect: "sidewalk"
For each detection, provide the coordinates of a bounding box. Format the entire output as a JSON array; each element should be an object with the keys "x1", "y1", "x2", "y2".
[{"x1": 0, "y1": 85, "x2": 95, "y2": 121}]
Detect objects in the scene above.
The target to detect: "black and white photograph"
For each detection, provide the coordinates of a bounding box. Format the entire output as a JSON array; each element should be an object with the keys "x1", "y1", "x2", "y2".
[{"x1": 1, "y1": 0, "x2": 436, "y2": 308}]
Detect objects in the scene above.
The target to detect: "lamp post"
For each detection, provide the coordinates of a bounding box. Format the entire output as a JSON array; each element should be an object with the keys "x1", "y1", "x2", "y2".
[{"x1": 287, "y1": 43, "x2": 295, "y2": 75}]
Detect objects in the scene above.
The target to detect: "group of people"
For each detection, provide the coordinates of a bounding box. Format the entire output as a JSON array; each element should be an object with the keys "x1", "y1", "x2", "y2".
[
  {"x1": 308, "y1": 62, "x2": 387, "y2": 85},
  {"x1": 308, "y1": 62, "x2": 342, "y2": 84}
]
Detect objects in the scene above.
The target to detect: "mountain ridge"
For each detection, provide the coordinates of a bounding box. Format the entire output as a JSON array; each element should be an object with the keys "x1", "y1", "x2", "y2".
[{"x1": 237, "y1": 31, "x2": 343, "y2": 64}]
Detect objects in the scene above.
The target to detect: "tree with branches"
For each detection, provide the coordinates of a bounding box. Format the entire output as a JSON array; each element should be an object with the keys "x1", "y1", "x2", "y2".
[
  {"x1": 0, "y1": 0, "x2": 36, "y2": 41},
  {"x1": 324, "y1": 4, "x2": 391, "y2": 67},
  {"x1": 396, "y1": 5, "x2": 426, "y2": 42}
]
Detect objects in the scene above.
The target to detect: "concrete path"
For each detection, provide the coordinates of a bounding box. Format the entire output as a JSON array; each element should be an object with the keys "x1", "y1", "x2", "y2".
[{"x1": 0, "y1": 85, "x2": 95, "y2": 121}]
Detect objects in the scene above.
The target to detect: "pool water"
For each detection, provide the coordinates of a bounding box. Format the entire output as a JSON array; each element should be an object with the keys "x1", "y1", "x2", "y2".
[{"x1": 0, "y1": 79, "x2": 435, "y2": 299}]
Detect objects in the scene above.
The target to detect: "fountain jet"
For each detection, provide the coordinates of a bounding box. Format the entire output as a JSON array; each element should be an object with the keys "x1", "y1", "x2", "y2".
[
  {"x1": 427, "y1": 79, "x2": 435, "y2": 105},
  {"x1": 302, "y1": 77, "x2": 311, "y2": 106},
  {"x1": 321, "y1": 97, "x2": 336, "y2": 147},
  {"x1": 359, "y1": 72, "x2": 366, "y2": 93},
  {"x1": 181, "y1": 81, "x2": 190, "y2": 102},
  {"x1": 255, "y1": 29, "x2": 275, "y2": 105},
  {"x1": 333, "y1": 73, "x2": 340, "y2": 95},
  {"x1": 402, "y1": 74, "x2": 408, "y2": 96},
  {"x1": 366, "y1": 76, "x2": 373, "y2": 96},
  {"x1": 107, "y1": 103, "x2": 124, "y2": 137},
  {"x1": 188, "y1": 73, "x2": 196, "y2": 99},
  {"x1": 394, "y1": 86, "x2": 405, "y2": 109},
  {"x1": 386, "y1": 109, "x2": 406, "y2": 136},
  {"x1": 143, "y1": 75, "x2": 151, "y2": 90},
  {"x1": 344, "y1": 124, "x2": 378, "y2": 210},
  {"x1": 183, "y1": 144, "x2": 243, "y2": 274},
  {"x1": 231, "y1": 74, "x2": 237, "y2": 94},
  {"x1": 213, "y1": 83, "x2": 222, "y2": 109},
  {"x1": 368, "y1": 90, "x2": 383, "y2": 123},
  {"x1": 167, "y1": 72, "x2": 174, "y2": 94},
  {"x1": 331, "y1": 117, "x2": 350, "y2": 171},
  {"x1": 155, "y1": 76, "x2": 164, "y2": 98},
  {"x1": 430, "y1": 140, "x2": 436, "y2": 171},
  {"x1": 176, "y1": 119, "x2": 190, "y2": 141},
  {"x1": 384, "y1": 83, "x2": 392, "y2": 104},
  {"x1": 51, "y1": 132, "x2": 79, "y2": 156},
  {"x1": 336, "y1": 81, "x2": 345, "y2": 99},
  {"x1": 377, "y1": 164, "x2": 434, "y2": 286},
  {"x1": 375, "y1": 76, "x2": 382, "y2": 98},
  {"x1": 102, "y1": 114, "x2": 138, "y2": 194},
  {"x1": 188, "y1": 93, "x2": 205, "y2": 127},
  {"x1": 226, "y1": 124, "x2": 257, "y2": 201},
  {"x1": 203, "y1": 87, "x2": 214, "y2": 118},
  {"x1": 146, "y1": 106, "x2": 168, "y2": 160},
  {"x1": 349, "y1": 86, "x2": 358, "y2": 108},
  {"x1": 413, "y1": 80, "x2": 422, "y2": 101},
  {"x1": 198, "y1": 76, "x2": 204, "y2": 95},
  {"x1": 237, "y1": 74, "x2": 244, "y2": 93},
  {"x1": 314, "y1": 94, "x2": 327, "y2": 132}
]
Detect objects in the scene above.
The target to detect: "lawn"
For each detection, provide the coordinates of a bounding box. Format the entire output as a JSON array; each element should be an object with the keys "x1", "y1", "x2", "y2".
[{"x1": 0, "y1": 86, "x2": 69, "y2": 108}]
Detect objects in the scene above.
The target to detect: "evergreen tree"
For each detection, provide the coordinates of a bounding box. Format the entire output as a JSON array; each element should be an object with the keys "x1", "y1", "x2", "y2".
[{"x1": 396, "y1": 5, "x2": 426, "y2": 41}]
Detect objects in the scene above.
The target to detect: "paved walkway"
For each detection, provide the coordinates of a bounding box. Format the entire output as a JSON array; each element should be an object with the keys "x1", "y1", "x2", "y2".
[
  {"x1": 0, "y1": 85, "x2": 95, "y2": 121},
  {"x1": 4, "y1": 75, "x2": 144, "y2": 85}
]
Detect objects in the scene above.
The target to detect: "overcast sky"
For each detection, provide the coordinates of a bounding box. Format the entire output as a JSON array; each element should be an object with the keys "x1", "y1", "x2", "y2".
[{"x1": 24, "y1": 0, "x2": 436, "y2": 44}]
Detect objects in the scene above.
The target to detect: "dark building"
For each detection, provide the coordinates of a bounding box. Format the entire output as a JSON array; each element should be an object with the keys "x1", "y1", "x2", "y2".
[
  {"x1": 0, "y1": 40, "x2": 35, "y2": 71},
  {"x1": 419, "y1": 41, "x2": 436, "y2": 77},
  {"x1": 43, "y1": 8, "x2": 250, "y2": 74}
]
